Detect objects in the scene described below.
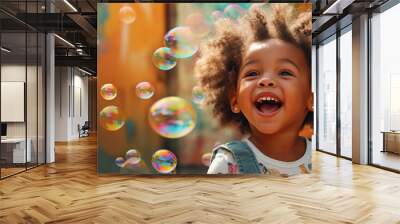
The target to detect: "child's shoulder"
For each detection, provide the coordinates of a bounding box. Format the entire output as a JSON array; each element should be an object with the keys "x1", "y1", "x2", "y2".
[
  {"x1": 211, "y1": 139, "x2": 260, "y2": 174},
  {"x1": 211, "y1": 140, "x2": 252, "y2": 159}
]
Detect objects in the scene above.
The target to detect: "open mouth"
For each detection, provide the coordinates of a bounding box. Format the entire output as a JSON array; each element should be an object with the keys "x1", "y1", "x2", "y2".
[{"x1": 254, "y1": 96, "x2": 283, "y2": 115}]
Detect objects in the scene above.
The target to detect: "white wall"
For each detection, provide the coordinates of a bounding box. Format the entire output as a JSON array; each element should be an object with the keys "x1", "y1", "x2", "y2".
[
  {"x1": 55, "y1": 67, "x2": 69, "y2": 141},
  {"x1": 72, "y1": 73, "x2": 89, "y2": 138},
  {"x1": 55, "y1": 67, "x2": 89, "y2": 141}
]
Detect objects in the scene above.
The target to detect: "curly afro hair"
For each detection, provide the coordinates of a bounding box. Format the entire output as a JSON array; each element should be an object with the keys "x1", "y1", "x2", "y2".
[{"x1": 195, "y1": 4, "x2": 312, "y2": 133}]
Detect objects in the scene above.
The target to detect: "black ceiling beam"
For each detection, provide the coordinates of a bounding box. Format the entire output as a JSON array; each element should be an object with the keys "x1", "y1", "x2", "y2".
[
  {"x1": 55, "y1": 47, "x2": 97, "y2": 57},
  {"x1": 55, "y1": 55, "x2": 96, "y2": 68},
  {"x1": 67, "y1": 13, "x2": 96, "y2": 38},
  {"x1": 86, "y1": 0, "x2": 97, "y2": 12},
  {"x1": 2, "y1": 13, "x2": 97, "y2": 32},
  {"x1": 0, "y1": 18, "x2": 27, "y2": 31}
]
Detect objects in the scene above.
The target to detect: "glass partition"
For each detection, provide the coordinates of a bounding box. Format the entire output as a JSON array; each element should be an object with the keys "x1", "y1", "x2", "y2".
[
  {"x1": 1, "y1": 30, "x2": 28, "y2": 177},
  {"x1": 0, "y1": 1, "x2": 46, "y2": 179},
  {"x1": 339, "y1": 26, "x2": 352, "y2": 158},
  {"x1": 317, "y1": 35, "x2": 337, "y2": 155},
  {"x1": 371, "y1": 3, "x2": 400, "y2": 171}
]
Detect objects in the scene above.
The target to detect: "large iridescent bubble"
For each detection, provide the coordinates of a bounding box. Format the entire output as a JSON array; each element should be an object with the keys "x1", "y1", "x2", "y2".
[
  {"x1": 164, "y1": 26, "x2": 198, "y2": 59},
  {"x1": 148, "y1": 96, "x2": 196, "y2": 139},
  {"x1": 100, "y1": 83, "x2": 117, "y2": 101},
  {"x1": 152, "y1": 47, "x2": 177, "y2": 71},
  {"x1": 100, "y1": 105, "x2": 125, "y2": 131},
  {"x1": 119, "y1": 6, "x2": 136, "y2": 24},
  {"x1": 224, "y1": 4, "x2": 245, "y2": 21},
  {"x1": 151, "y1": 149, "x2": 177, "y2": 174},
  {"x1": 136, "y1": 82, "x2": 155, "y2": 100}
]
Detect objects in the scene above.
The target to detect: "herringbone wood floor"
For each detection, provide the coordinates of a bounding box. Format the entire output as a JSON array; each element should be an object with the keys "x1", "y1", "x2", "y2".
[{"x1": 1, "y1": 135, "x2": 400, "y2": 224}]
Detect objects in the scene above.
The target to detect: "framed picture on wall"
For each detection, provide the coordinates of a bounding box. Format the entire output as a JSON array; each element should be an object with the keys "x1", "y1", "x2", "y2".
[{"x1": 97, "y1": 2, "x2": 313, "y2": 176}]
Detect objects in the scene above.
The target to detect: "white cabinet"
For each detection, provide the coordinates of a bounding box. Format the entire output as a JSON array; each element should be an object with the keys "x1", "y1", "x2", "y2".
[{"x1": 1, "y1": 138, "x2": 32, "y2": 163}]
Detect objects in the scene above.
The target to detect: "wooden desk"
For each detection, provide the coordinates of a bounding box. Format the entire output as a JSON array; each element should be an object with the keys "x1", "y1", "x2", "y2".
[
  {"x1": 381, "y1": 131, "x2": 400, "y2": 154},
  {"x1": 1, "y1": 138, "x2": 31, "y2": 163}
]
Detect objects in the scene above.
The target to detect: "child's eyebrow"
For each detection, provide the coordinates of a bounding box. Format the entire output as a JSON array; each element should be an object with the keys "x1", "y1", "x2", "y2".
[
  {"x1": 278, "y1": 58, "x2": 300, "y2": 72},
  {"x1": 241, "y1": 59, "x2": 260, "y2": 70}
]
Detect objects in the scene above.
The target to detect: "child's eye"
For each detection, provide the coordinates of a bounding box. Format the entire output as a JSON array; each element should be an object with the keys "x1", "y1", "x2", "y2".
[
  {"x1": 279, "y1": 71, "x2": 294, "y2": 77},
  {"x1": 245, "y1": 71, "x2": 259, "y2": 77}
]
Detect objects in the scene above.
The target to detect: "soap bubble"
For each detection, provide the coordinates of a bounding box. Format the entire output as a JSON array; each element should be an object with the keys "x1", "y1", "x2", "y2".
[
  {"x1": 201, "y1": 153, "x2": 212, "y2": 167},
  {"x1": 100, "y1": 105, "x2": 125, "y2": 131},
  {"x1": 152, "y1": 47, "x2": 177, "y2": 71},
  {"x1": 224, "y1": 4, "x2": 245, "y2": 21},
  {"x1": 125, "y1": 149, "x2": 141, "y2": 165},
  {"x1": 185, "y1": 12, "x2": 210, "y2": 37},
  {"x1": 192, "y1": 86, "x2": 206, "y2": 105},
  {"x1": 151, "y1": 149, "x2": 177, "y2": 174},
  {"x1": 115, "y1": 149, "x2": 141, "y2": 169},
  {"x1": 148, "y1": 96, "x2": 196, "y2": 139},
  {"x1": 136, "y1": 82, "x2": 155, "y2": 100},
  {"x1": 115, "y1": 157, "x2": 125, "y2": 168},
  {"x1": 164, "y1": 26, "x2": 198, "y2": 59},
  {"x1": 100, "y1": 83, "x2": 117, "y2": 101},
  {"x1": 119, "y1": 6, "x2": 136, "y2": 24}
]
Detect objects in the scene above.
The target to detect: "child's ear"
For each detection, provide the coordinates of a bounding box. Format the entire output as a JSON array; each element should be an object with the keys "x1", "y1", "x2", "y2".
[
  {"x1": 306, "y1": 92, "x2": 313, "y2": 112},
  {"x1": 229, "y1": 90, "x2": 241, "y2": 113}
]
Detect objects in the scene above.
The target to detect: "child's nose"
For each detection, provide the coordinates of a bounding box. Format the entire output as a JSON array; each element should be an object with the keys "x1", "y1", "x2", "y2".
[{"x1": 258, "y1": 76, "x2": 276, "y2": 88}]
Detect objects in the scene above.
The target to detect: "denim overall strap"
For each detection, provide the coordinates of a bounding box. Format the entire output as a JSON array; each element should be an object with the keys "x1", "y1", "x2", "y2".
[{"x1": 212, "y1": 140, "x2": 260, "y2": 174}]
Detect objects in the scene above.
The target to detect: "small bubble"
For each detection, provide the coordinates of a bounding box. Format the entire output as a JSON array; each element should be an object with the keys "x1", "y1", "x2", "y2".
[
  {"x1": 152, "y1": 47, "x2": 177, "y2": 71},
  {"x1": 119, "y1": 6, "x2": 136, "y2": 24},
  {"x1": 148, "y1": 97, "x2": 196, "y2": 139},
  {"x1": 151, "y1": 149, "x2": 177, "y2": 174},
  {"x1": 100, "y1": 83, "x2": 117, "y2": 101},
  {"x1": 136, "y1": 82, "x2": 155, "y2": 100}
]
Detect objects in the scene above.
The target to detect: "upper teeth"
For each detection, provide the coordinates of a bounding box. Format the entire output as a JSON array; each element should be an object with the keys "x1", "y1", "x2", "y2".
[{"x1": 257, "y1": 96, "x2": 280, "y2": 103}]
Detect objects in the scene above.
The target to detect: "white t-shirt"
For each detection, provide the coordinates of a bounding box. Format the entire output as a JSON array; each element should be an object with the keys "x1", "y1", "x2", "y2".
[{"x1": 207, "y1": 138, "x2": 312, "y2": 176}]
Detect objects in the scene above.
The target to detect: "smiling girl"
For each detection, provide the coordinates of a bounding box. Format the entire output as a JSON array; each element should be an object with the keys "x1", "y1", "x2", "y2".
[{"x1": 195, "y1": 4, "x2": 313, "y2": 176}]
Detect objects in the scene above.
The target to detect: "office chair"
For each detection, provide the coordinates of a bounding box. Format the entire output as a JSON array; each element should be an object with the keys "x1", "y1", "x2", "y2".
[{"x1": 79, "y1": 121, "x2": 90, "y2": 138}]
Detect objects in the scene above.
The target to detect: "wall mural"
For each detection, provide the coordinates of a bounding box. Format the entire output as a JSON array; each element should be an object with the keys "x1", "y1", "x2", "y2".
[{"x1": 98, "y1": 3, "x2": 313, "y2": 175}]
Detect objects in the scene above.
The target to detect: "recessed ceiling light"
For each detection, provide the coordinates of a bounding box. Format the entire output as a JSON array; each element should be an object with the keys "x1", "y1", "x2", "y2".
[
  {"x1": 1, "y1": 47, "x2": 11, "y2": 53},
  {"x1": 78, "y1": 67, "x2": 93, "y2": 76},
  {"x1": 63, "y1": 0, "x2": 78, "y2": 12},
  {"x1": 54, "y1": 34, "x2": 75, "y2": 48}
]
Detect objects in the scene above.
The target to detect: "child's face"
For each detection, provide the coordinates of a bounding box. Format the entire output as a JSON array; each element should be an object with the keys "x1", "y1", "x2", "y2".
[{"x1": 231, "y1": 39, "x2": 312, "y2": 135}]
